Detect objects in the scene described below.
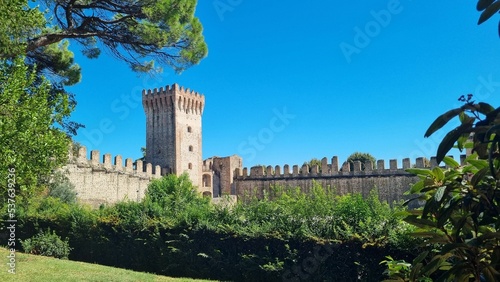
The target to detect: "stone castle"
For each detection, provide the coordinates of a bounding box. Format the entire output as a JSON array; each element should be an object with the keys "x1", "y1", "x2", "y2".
[{"x1": 64, "y1": 84, "x2": 467, "y2": 207}]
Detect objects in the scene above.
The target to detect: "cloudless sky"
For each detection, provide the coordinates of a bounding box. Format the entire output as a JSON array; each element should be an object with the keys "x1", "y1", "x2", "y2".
[{"x1": 68, "y1": 0, "x2": 500, "y2": 169}]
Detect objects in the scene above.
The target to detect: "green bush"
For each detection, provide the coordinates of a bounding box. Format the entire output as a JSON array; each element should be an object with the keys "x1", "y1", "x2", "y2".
[
  {"x1": 14, "y1": 174, "x2": 417, "y2": 281},
  {"x1": 47, "y1": 175, "x2": 77, "y2": 204},
  {"x1": 389, "y1": 98, "x2": 500, "y2": 281},
  {"x1": 142, "y1": 173, "x2": 212, "y2": 227},
  {"x1": 21, "y1": 229, "x2": 72, "y2": 259}
]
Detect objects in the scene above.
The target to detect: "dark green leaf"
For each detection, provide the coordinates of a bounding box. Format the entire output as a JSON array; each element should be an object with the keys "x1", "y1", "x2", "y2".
[
  {"x1": 478, "y1": 1, "x2": 500, "y2": 24},
  {"x1": 422, "y1": 197, "x2": 436, "y2": 218},
  {"x1": 471, "y1": 167, "x2": 489, "y2": 187},
  {"x1": 409, "y1": 262, "x2": 423, "y2": 282},
  {"x1": 477, "y1": 232, "x2": 500, "y2": 243},
  {"x1": 412, "y1": 251, "x2": 429, "y2": 265},
  {"x1": 420, "y1": 256, "x2": 445, "y2": 276},
  {"x1": 485, "y1": 106, "x2": 500, "y2": 122},
  {"x1": 436, "y1": 122, "x2": 474, "y2": 163},
  {"x1": 404, "y1": 216, "x2": 436, "y2": 228},
  {"x1": 425, "y1": 108, "x2": 463, "y2": 138},
  {"x1": 483, "y1": 265, "x2": 500, "y2": 282},
  {"x1": 491, "y1": 247, "x2": 500, "y2": 265},
  {"x1": 477, "y1": 0, "x2": 495, "y2": 11},
  {"x1": 440, "y1": 243, "x2": 469, "y2": 254},
  {"x1": 453, "y1": 214, "x2": 468, "y2": 241},
  {"x1": 475, "y1": 102, "x2": 495, "y2": 114}
]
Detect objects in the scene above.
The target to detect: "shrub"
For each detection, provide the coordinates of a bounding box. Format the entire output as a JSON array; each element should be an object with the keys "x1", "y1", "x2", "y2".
[
  {"x1": 21, "y1": 229, "x2": 72, "y2": 259},
  {"x1": 392, "y1": 98, "x2": 500, "y2": 281},
  {"x1": 47, "y1": 171, "x2": 77, "y2": 204}
]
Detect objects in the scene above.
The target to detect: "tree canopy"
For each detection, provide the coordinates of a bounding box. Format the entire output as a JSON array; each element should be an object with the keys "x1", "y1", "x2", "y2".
[
  {"x1": 346, "y1": 152, "x2": 376, "y2": 171},
  {"x1": 303, "y1": 158, "x2": 322, "y2": 171},
  {"x1": 0, "y1": 57, "x2": 72, "y2": 205},
  {"x1": 1, "y1": 0, "x2": 207, "y2": 75}
]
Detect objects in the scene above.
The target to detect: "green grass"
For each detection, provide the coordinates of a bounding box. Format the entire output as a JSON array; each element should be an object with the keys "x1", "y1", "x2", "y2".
[{"x1": 0, "y1": 248, "x2": 212, "y2": 282}]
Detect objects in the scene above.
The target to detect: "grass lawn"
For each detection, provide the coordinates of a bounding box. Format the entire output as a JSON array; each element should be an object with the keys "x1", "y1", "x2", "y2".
[{"x1": 0, "y1": 247, "x2": 213, "y2": 282}]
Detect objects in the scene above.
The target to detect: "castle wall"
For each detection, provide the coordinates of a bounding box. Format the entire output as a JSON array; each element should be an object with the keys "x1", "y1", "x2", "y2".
[
  {"x1": 233, "y1": 156, "x2": 462, "y2": 206},
  {"x1": 62, "y1": 146, "x2": 162, "y2": 207},
  {"x1": 209, "y1": 156, "x2": 243, "y2": 196}
]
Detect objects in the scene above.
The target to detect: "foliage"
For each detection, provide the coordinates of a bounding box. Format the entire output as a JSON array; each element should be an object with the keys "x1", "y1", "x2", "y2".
[
  {"x1": 143, "y1": 173, "x2": 211, "y2": 223},
  {"x1": 476, "y1": 0, "x2": 500, "y2": 36},
  {"x1": 13, "y1": 173, "x2": 418, "y2": 281},
  {"x1": 303, "y1": 158, "x2": 322, "y2": 171},
  {"x1": 346, "y1": 152, "x2": 376, "y2": 171},
  {"x1": 1, "y1": 0, "x2": 208, "y2": 136},
  {"x1": 0, "y1": 57, "x2": 71, "y2": 207},
  {"x1": 47, "y1": 171, "x2": 77, "y2": 204},
  {"x1": 0, "y1": 0, "x2": 82, "y2": 135},
  {"x1": 380, "y1": 256, "x2": 432, "y2": 282},
  {"x1": 205, "y1": 183, "x2": 416, "y2": 246},
  {"x1": 412, "y1": 157, "x2": 431, "y2": 168},
  {"x1": 0, "y1": 0, "x2": 45, "y2": 59},
  {"x1": 393, "y1": 98, "x2": 500, "y2": 281},
  {"x1": 21, "y1": 229, "x2": 72, "y2": 259},
  {"x1": 1, "y1": 0, "x2": 207, "y2": 74}
]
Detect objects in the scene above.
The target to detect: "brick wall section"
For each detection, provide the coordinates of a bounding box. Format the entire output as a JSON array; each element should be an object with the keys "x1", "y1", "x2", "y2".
[{"x1": 142, "y1": 83, "x2": 204, "y2": 188}]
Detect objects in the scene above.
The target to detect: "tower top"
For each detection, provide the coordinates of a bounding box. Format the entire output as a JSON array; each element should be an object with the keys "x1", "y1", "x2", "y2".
[{"x1": 142, "y1": 83, "x2": 205, "y2": 115}]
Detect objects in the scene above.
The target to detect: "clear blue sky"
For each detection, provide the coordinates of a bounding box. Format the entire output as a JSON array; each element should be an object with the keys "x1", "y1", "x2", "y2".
[{"x1": 68, "y1": 0, "x2": 500, "y2": 169}]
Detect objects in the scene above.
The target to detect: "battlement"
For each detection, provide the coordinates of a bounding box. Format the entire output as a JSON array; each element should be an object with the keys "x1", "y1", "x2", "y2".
[
  {"x1": 234, "y1": 155, "x2": 467, "y2": 180},
  {"x1": 68, "y1": 145, "x2": 163, "y2": 179},
  {"x1": 142, "y1": 83, "x2": 205, "y2": 115}
]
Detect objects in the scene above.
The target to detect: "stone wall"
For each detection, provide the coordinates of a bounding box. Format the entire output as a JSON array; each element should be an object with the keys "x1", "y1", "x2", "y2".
[
  {"x1": 233, "y1": 155, "x2": 466, "y2": 206},
  {"x1": 62, "y1": 146, "x2": 162, "y2": 207}
]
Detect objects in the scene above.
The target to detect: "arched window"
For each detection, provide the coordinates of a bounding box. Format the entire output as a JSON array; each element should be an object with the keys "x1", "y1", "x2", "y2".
[
  {"x1": 189, "y1": 146, "x2": 193, "y2": 152},
  {"x1": 188, "y1": 163, "x2": 192, "y2": 169},
  {"x1": 187, "y1": 126, "x2": 192, "y2": 133},
  {"x1": 202, "y1": 174, "x2": 212, "y2": 187}
]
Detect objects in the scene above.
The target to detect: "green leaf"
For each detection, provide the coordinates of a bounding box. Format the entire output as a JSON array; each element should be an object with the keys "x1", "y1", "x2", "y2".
[
  {"x1": 433, "y1": 167, "x2": 445, "y2": 181},
  {"x1": 425, "y1": 108, "x2": 463, "y2": 138},
  {"x1": 404, "y1": 216, "x2": 436, "y2": 228},
  {"x1": 483, "y1": 265, "x2": 500, "y2": 282},
  {"x1": 475, "y1": 102, "x2": 495, "y2": 114},
  {"x1": 412, "y1": 251, "x2": 429, "y2": 264},
  {"x1": 406, "y1": 168, "x2": 434, "y2": 177},
  {"x1": 435, "y1": 186, "x2": 446, "y2": 202},
  {"x1": 443, "y1": 156, "x2": 460, "y2": 168},
  {"x1": 477, "y1": 232, "x2": 500, "y2": 243},
  {"x1": 477, "y1": 0, "x2": 496, "y2": 11},
  {"x1": 410, "y1": 231, "x2": 443, "y2": 237},
  {"x1": 467, "y1": 159, "x2": 489, "y2": 170},
  {"x1": 409, "y1": 180, "x2": 425, "y2": 194},
  {"x1": 440, "y1": 243, "x2": 469, "y2": 254},
  {"x1": 471, "y1": 167, "x2": 489, "y2": 187},
  {"x1": 478, "y1": 1, "x2": 500, "y2": 24},
  {"x1": 409, "y1": 262, "x2": 423, "y2": 282},
  {"x1": 436, "y1": 122, "x2": 474, "y2": 163},
  {"x1": 420, "y1": 256, "x2": 445, "y2": 276}
]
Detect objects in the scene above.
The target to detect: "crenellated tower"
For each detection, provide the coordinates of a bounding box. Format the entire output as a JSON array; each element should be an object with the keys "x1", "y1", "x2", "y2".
[{"x1": 142, "y1": 83, "x2": 205, "y2": 188}]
